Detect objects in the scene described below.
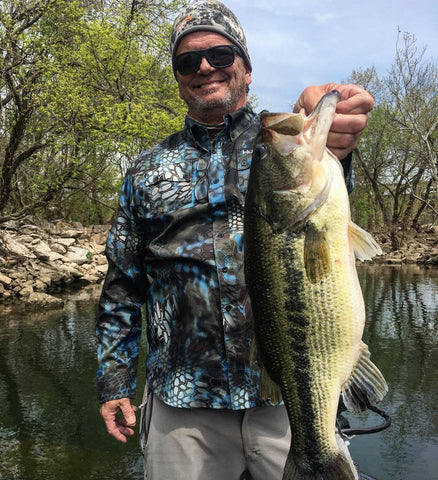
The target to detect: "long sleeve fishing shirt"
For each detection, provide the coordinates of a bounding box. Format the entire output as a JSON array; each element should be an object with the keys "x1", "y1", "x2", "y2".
[{"x1": 96, "y1": 104, "x2": 354, "y2": 409}]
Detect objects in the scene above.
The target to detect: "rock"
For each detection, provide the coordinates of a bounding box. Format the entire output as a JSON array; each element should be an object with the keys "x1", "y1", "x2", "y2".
[
  {"x1": 92, "y1": 225, "x2": 111, "y2": 234},
  {"x1": 19, "y1": 285, "x2": 34, "y2": 297},
  {"x1": 9, "y1": 271, "x2": 26, "y2": 280},
  {"x1": 95, "y1": 255, "x2": 107, "y2": 266},
  {"x1": 79, "y1": 274, "x2": 100, "y2": 285},
  {"x1": 40, "y1": 275, "x2": 52, "y2": 286},
  {"x1": 90, "y1": 232, "x2": 108, "y2": 245},
  {"x1": 81, "y1": 263, "x2": 94, "y2": 271},
  {"x1": 31, "y1": 241, "x2": 65, "y2": 262},
  {"x1": 65, "y1": 246, "x2": 92, "y2": 265},
  {"x1": 24, "y1": 292, "x2": 64, "y2": 310},
  {"x1": 0, "y1": 284, "x2": 5, "y2": 295},
  {"x1": 1, "y1": 232, "x2": 36, "y2": 259},
  {"x1": 57, "y1": 263, "x2": 83, "y2": 278},
  {"x1": 60, "y1": 229, "x2": 84, "y2": 239},
  {"x1": 425, "y1": 225, "x2": 438, "y2": 234},
  {"x1": 386, "y1": 257, "x2": 404, "y2": 264},
  {"x1": 34, "y1": 280, "x2": 48, "y2": 292},
  {"x1": 46, "y1": 271, "x2": 64, "y2": 284},
  {"x1": 53, "y1": 238, "x2": 76, "y2": 248},
  {"x1": 89, "y1": 243, "x2": 106, "y2": 255},
  {"x1": 50, "y1": 243, "x2": 67, "y2": 255},
  {"x1": 96, "y1": 264, "x2": 108, "y2": 275},
  {"x1": 31, "y1": 240, "x2": 53, "y2": 260},
  {"x1": 0, "y1": 273, "x2": 12, "y2": 286}
]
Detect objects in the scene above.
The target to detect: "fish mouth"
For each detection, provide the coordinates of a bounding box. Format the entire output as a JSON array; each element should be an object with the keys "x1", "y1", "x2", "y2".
[
  {"x1": 260, "y1": 91, "x2": 340, "y2": 228},
  {"x1": 260, "y1": 90, "x2": 340, "y2": 156}
]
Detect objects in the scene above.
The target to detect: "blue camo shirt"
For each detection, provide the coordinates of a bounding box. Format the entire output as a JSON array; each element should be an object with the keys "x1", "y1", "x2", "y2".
[{"x1": 96, "y1": 104, "x2": 354, "y2": 409}]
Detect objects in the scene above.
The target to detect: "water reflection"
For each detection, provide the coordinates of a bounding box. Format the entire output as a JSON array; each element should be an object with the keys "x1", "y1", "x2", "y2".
[
  {"x1": 348, "y1": 265, "x2": 438, "y2": 480},
  {"x1": 0, "y1": 267, "x2": 437, "y2": 480},
  {"x1": 0, "y1": 286, "x2": 145, "y2": 480}
]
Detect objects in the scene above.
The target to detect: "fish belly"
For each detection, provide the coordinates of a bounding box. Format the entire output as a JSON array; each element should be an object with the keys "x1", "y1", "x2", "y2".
[{"x1": 245, "y1": 205, "x2": 362, "y2": 479}]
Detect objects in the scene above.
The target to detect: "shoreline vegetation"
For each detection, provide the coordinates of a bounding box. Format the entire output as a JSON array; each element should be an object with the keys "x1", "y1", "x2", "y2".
[{"x1": 0, "y1": 216, "x2": 437, "y2": 312}]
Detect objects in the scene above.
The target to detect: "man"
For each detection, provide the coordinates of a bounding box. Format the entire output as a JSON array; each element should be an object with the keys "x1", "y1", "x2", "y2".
[{"x1": 97, "y1": 1, "x2": 372, "y2": 479}]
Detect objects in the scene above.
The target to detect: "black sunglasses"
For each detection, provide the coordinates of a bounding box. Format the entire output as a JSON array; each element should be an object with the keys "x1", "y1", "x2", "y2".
[{"x1": 174, "y1": 45, "x2": 242, "y2": 76}]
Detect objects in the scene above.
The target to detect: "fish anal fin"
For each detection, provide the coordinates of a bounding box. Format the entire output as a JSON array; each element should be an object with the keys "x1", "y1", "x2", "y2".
[
  {"x1": 260, "y1": 367, "x2": 282, "y2": 403},
  {"x1": 304, "y1": 224, "x2": 331, "y2": 283},
  {"x1": 349, "y1": 221, "x2": 382, "y2": 261},
  {"x1": 250, "y1": 337, "x2": 282, "y2": 403},
  {"x1": 341, "y1": 341, "x2": 388, "y2": 413}
]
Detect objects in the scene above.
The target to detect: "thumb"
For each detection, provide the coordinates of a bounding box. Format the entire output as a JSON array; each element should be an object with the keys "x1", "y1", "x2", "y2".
[{"x1": 120, "y1": 399, "x2": 136, "y2": 426}]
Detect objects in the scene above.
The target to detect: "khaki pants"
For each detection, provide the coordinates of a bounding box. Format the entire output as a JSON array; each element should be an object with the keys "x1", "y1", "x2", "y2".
[{"x1": 140, "y1": 391, "x2": 357, "y2": 480}]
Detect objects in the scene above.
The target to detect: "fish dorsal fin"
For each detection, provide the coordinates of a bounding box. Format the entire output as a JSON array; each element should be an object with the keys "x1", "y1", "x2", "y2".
[
  {"x1": 341, "y1": 341, "x2": 388, "y2": 413},
  {"x1": 260, "y1": 366, "x2": 283, "y2": 403},
  {"x1": 304, "y1": 223, "x2": 331, "y2": 283},
  {"x1": 349, "y1": 221, "x2": 382, "y2": 261}
]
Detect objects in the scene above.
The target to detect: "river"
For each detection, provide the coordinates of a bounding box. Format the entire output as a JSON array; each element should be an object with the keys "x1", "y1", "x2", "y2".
[{"x1": 0, "y1": 265, "x2": 437, "y2": 480}]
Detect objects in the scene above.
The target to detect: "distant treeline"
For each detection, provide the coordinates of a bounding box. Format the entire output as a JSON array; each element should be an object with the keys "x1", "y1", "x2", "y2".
[{"x1": 1, "y1": 2, "x2": 437, "y2": 252}]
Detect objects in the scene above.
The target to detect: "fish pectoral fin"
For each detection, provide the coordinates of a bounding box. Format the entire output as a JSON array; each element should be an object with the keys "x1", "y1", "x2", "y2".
[
  {"x1": 304, "y1": 224, "x2": 331, "y2": 283},
  {"x1": 341, "y1": 341, "x2": 388, "y2": 413},
  {"x1": 349, "y1": 221, "x2": 382, "y2": 261},
  {"x1": 260, "y1": 367, "x2": 282, "y2": 403}
]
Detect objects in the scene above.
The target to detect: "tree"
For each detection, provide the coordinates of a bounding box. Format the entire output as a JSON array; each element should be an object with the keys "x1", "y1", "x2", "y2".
[
  {"x1": 347, "y1": 32, "x2": 437, "y2": 250},
  {"x1": 0, "y1": 0, "x2": 186, "y2": 224}
]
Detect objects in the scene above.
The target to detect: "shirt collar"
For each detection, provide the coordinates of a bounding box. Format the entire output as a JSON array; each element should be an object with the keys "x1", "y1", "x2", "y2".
[{"x1": 184, "y1": 104, "x2": 257, "y2": 152}]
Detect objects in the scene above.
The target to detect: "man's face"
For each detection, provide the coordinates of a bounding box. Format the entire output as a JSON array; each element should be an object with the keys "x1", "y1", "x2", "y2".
[{"x1": 175, "y1": 31, "x2": 252, "y2": 124}]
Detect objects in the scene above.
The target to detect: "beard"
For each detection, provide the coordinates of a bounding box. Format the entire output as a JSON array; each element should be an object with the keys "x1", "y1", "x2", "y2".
[{"x1": 179, "y1": 68, "x2": 248, "y2": 124}]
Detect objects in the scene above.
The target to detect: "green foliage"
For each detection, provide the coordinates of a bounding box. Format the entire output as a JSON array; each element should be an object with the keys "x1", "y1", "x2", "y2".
[
  {"x1": 0, "y1": 0, "x2": 186, "y2": 223},
  {"x1": 346, "y1": 32, "x2": 438, "y2": 249}
]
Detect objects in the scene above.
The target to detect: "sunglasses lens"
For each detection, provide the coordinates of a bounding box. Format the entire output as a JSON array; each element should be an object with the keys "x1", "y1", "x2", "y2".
[
  {"x1": 175, "y1": 45, "x2": 237, "y2": 75},
  {"x1": 208, "y1": 46, "x2": 235, "y2": 67},
  {"x1": 175, "y1": 52, "x2": 202, "y2": 75}
]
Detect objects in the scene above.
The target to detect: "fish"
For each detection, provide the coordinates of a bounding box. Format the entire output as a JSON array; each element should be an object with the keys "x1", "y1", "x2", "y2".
[{"x1": 243, "y1": 90, "x2": 388, "y2": 480}]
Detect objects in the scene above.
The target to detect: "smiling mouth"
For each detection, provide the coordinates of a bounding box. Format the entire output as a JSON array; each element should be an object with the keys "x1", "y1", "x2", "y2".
[{"x1": 195, "y1": 79, "x2": 226, "y2": 89}]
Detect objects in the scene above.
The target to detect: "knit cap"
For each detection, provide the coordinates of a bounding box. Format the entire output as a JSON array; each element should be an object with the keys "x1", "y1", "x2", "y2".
[{"x1": 170, "y1": 0, "x2": 252, "y2": 73}]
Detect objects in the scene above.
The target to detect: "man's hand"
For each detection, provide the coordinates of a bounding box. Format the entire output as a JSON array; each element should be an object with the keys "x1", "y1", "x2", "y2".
[
  {"x1": 293, "y1": 83, "x2": 374, "y2": 160},
  {"x1": 100, "y1": 397, "x2": 138, "y2": 443}
]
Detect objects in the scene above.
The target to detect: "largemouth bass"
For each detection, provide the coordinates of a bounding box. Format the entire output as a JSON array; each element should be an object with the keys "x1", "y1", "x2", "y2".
[{"x1": 243, "y1": 91, "x2": 388, "y2": 480}]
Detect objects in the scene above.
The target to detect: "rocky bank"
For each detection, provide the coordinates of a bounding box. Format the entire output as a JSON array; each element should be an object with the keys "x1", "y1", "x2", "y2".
[
  {"x1": 0, "y1": 217, "x2": 437, "y2": 312},
  {"x1": 0, "y1": 216, "x2": 109, "y2": 311}
]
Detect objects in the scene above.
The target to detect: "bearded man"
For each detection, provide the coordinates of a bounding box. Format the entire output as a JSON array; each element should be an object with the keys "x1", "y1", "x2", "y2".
[{"x1": 97, "y1": 2, "x2": 371, "y2": 479}]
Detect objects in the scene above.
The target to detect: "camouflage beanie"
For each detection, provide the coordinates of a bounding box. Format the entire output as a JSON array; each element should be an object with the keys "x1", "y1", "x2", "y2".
[{"x1": 170, "y1": 0, "x2": 252, "y2": 74}]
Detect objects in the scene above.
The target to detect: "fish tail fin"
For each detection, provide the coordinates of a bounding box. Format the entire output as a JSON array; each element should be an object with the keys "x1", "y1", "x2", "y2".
[
  {"x1": 283, "y1": 451, "x2": 359, "y2": 480},
  {"x1": 342, "y1": 341, "x2": 388, "y2": 412}
]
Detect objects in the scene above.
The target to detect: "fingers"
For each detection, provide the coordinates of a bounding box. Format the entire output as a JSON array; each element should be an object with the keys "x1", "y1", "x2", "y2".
[
  {"x1": 327, "y1": 111, "x2": 368, "y2": 159},
  {"x1": 293, "y1": 83, "x2": 373, "y2": 160},
  {"x1": 100, "y1": 398, "x2": 138, "y2": 443},
  {"x1": 327, "y1": 131, "x2": 361, "y2": 160},
  {"x1": 120, "y1": 400, "x2": 137, "y2": 426},
  {"x1": 335, "y1": 85, "x2": 374, "y2": 115},
  {"x1": 294, "y1": 83, "x2": 374, "y2": 116}
]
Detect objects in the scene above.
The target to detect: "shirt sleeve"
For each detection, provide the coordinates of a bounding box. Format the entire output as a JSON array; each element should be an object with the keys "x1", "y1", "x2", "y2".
[
  {"x1": 340, "y1": 151, "x2": 354, "y2": 193},
  {"x1": 96, "y1": 171, "x2": 149, "y2": 404}
]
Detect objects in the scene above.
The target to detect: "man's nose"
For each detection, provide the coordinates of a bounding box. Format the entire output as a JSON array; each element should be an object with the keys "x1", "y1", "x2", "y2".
[{"x1": 197, "y1": 55, "x2": 216, "y2": 74}]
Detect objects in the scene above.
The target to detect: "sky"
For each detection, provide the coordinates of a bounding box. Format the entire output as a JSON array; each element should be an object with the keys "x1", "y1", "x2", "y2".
[{"x1": 222, "y1": 0, "x2": 438, "y2": 112}]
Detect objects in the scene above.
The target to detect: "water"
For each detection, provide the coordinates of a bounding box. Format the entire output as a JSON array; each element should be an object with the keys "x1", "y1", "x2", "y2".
[{"x1": 0, "y1": 266, "x2": 437, "y2": 480}]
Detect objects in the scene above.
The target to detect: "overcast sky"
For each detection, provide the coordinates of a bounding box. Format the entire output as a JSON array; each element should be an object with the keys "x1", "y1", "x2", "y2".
[{"x1": 223, "y1": 0, "x2": 438, "y2": 111}]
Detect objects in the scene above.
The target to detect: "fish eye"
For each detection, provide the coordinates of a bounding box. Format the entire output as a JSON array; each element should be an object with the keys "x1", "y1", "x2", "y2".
[{"x1": 255, "y1": 144, "x2": 268, "y2": 159}]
